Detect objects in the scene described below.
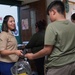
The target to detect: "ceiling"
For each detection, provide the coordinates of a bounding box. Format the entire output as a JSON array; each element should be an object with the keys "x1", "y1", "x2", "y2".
[
  {"x1": 17, "y1": 0, "x2": 39, "y2": 5},
  {"x1": 69, "y1": 0, "x2": 75, "y2": 2},
  {"x1": 0, "y1": 0, "x2": 39, "y2": 6},
  {"x1": 0, "y1": 0, "x2": 21, "y2": 6}
]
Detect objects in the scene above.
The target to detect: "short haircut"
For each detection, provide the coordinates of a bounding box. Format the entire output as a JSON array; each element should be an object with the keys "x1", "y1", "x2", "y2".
[
  {"x1": 47, "y1": 1, "x2": 65, "y2": 15},
  {"x1": 71, "y1": 13, "x2": 75, "y2": 20},
  {"x1": 2, "y1": 15, "x2": 16, "y2": 32}
]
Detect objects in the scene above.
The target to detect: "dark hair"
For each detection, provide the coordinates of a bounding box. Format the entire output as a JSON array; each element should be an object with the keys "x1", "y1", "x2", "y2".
[
  {"x1": 71, "y1": 13, "x2": 75, "y2": 20},
  {"x1": 47, "y1": 1, "x2": 65, "y2": 15},
  {"x1": 2, "y1": 15, "x2": 16, "y2": 32},
  {"x1": 35, "y1": 20, "x2": 47, "y2": 31}
]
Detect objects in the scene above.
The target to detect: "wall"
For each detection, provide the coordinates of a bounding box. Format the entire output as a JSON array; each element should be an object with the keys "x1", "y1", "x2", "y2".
[
  {"x1": 20, "y1": 8, "x2": 32, "y2": 42},
  {"x1": 22, "y1": 0, "x2": 39, "y2": 5},
  {"x1": 20, "y1": 0, "x2": 47, "y2": 42},
  {"x1": 29, "y1": 0, "x2": 47, "y2": 22},
  {"x1": 69, "y1": 0, "x2": 75, "y2": 2},
  {"x1": 66, "y1": 2, "x2": 75, "y2": 21}
]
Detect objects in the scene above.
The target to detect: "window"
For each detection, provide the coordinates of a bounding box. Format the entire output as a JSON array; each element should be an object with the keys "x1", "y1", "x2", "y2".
[{"x1": 0, "y1": 4, "x2": 19, "y2": 36}]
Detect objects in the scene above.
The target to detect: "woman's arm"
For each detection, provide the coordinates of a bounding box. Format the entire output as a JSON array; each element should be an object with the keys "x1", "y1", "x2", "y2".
[{"x1": 0, "y1": 50, "x2": 23, "y2": 56}]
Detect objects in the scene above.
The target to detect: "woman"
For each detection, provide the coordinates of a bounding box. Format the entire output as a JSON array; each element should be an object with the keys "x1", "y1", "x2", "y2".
[
  {"x1": 0, "y1": 15, "x2": 23, "y2": 75},
  {"x1": 25, "y1": 20, "x2": 47, "y2": 75}
]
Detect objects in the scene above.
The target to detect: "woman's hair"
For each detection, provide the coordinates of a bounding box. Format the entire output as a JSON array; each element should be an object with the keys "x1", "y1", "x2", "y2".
[
  {"x1": 35, "y1": 19, "x2": 47, "y2": 31},
  {"x1": 2, "y1": 15, "x2": 16, "y2": 32}
]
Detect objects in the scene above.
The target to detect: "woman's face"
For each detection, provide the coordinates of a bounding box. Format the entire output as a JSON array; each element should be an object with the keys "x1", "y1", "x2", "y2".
[
  {"x1": 35, "y1": 26, "x2": 39, "y2": 32},
  {"x1": 7, "y1": 17, "x2": 15, "y2": 31}
]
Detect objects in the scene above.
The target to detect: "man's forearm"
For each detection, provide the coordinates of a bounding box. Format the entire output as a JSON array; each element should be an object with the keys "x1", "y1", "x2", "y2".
[
  {"x1": 33, "y1": 49, "x2": 46, "y2": 59},
  {"x1": 25, "y1": 45, "x2": 53, "y2": 60},
  {"x1": 33, "y1": 45, "x2": 53, "y2": 59}
]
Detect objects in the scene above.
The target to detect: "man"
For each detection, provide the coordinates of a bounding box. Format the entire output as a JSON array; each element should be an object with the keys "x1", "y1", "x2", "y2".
[
  {"x1": 71, "y1": 13, "x2": 75, "y2": 23},
  {"x1": 25, "y1": 1, "x2": 75, "y2": 75}
]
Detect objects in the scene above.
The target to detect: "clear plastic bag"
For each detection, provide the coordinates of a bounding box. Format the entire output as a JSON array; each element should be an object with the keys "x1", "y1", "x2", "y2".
[{"x1": 11, "y1": 58, "x2": 32, "y2": 75}]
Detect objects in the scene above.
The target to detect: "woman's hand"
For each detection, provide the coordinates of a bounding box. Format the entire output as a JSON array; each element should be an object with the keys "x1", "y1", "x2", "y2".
[{"x1": 15, "y1": 50, "x2": 23, "y2": 56}]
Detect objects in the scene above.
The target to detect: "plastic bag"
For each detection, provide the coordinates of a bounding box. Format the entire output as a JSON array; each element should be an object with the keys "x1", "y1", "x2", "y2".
[{"x1": 11, "y1": 58, "x2": 32, "y2": 75}]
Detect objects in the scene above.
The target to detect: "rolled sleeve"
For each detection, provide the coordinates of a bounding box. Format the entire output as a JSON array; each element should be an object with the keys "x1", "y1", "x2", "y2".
[
  {"x1": 0, "y1": 33, "x2": 7, "y2": 50},
  {"x1": 45, "y1": 25, "x2": 56, "y2": 45}
]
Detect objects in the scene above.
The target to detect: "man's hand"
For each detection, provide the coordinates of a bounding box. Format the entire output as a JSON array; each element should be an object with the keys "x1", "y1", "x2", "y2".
[
  {"x1": 25, "y1": 45, "x2": 53, "y2": 60},
  {"x1": 25, "y1": 53, "x2": 34, "y2": 60}
]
